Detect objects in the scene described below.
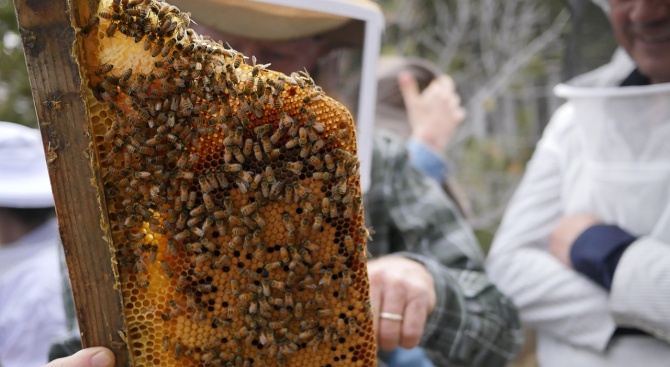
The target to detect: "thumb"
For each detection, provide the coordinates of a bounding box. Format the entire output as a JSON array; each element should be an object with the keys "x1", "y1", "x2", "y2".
[
  {"x1": 397, "y1": 71, "x2": 420, "y2": 108},
  {"x1": 46, "y1": 347, "x2": 115, "y2": 367}
]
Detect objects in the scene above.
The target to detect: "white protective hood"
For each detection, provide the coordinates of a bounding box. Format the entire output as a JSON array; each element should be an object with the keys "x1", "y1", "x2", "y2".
[
  {"x1": 555, "y1": 49, "x2": 670, "y2": 166},
  {"x1": 552, "y1": 49, "x2": 670, "y2": 239}
]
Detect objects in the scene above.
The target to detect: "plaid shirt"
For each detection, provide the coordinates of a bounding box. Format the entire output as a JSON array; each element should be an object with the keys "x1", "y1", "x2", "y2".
[
  {"x1": 52, "y1": 131, "x2": 521, "y2": 366},
  {"x1": 366, "y1": 131, "x2": 522, "y2": 367}
]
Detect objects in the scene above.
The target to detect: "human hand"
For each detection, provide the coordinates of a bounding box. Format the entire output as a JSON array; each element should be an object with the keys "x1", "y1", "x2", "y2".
[
  {"x1": 367, "y1": 256, "x2": 436, "y2": 351},
  {"x1": 44, "y1": 347, "x2": 114, "y2": 367},
  {"x1": 398, "y1": 71, "x2": 466, "y2": 153},
  {"x1": 550, "y1": 214, "x2": 602, "y2": 267}
]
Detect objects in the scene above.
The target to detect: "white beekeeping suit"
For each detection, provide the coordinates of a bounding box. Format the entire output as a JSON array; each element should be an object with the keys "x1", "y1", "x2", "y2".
[
  {"x1": 0, "y1": 122, "x2": 66, "y2": 367},
  {"x1": 487, "y1": 44, "x2": 670, "y2": 366}
]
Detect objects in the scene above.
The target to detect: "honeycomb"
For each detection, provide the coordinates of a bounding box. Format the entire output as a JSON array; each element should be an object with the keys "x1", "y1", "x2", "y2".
[{"x1": 75, "y1": 0, "x2": 377, "y2": 366}]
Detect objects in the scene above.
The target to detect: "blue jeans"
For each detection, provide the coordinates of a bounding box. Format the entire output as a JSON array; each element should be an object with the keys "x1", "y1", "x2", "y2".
[{"x1": 387, "y1": 347, "x2": 435, "y2": 367}]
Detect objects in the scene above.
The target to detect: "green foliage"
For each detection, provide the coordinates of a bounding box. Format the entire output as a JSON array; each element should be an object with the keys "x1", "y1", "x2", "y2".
[{"x1": 0, "y1": 0, "x2": 37, "y2": 127}]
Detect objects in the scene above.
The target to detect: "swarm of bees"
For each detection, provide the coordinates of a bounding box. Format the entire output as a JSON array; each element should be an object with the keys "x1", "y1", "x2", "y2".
[{"x1": 80, "y1": 0, "x2": 376, "y2": 366}]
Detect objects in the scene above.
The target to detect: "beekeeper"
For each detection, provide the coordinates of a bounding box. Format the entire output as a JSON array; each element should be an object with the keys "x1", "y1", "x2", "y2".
[
  {"x1": 487, "y1": 0, "x2": 670, "y2": 366},
  {"x1": 0, "y1": 122, "x2": 66, "y2": 367}
]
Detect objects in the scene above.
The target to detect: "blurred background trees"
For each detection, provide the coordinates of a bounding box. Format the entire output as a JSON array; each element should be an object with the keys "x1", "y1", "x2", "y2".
[
  {"x1": 1, "y1": 0, "x2": 617, "y2": 248},
  {"x1": 0, "y1": 0, "x2": 36, "y2": 127},
  {"x1": 378, "y1": 0, "x2": 617, "y2": 248}
]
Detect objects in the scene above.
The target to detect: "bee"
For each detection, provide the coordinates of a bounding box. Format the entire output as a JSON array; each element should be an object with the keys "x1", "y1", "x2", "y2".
[
  {"x1": 259, "y1": 297, "x2": 272, "y2": 313},
  {"x1": 200, "y1": 351, "x2": 216, "y2": 365},
  {"x1": 203, "y1": 173, "x2": 219, "y2": 191},
  {"x1": 160, "y1": 260, "x2": 174, "y2": 278},
  {"x1": 161, "y1": 38, "x2": 177, "y2": 58},
  {"x1": 275, "y1": 247, "x2": 289, "y2": 264},
  {"x1": 306, "y1": 262, "x2": 324, "y2": 277},
  {"x1": 189, "y1": 204, "x2": 206, "y2": 218},
  {"x1": 215, "y1": 172, "x2": 229, "y2": 189},
  {"x1": 295, "y1": 217, "x2": 309, "y2": 234},
  {"x1": 166, "y1": 241, "x2": 177, "y2": 256},
  {"x1": 98, "y1": 10, "x2": 115, "y2": 20},
  {"x1": 179, "y1": 93, "x2": 194, "y2": 116},
  {"x1": 126, "y1": 232, "x2": 146, "y2": 241},
  {"x1": 173, "y1": 341, "x2": 183, "y2": 359},
  {"x1": 261, "y1": 135, "x2": 272, "y2": 154},
  {"x1": 344, "y1": 235, "x2": 354, "y2": 253},
  {"x1": 324, "y1": 154, "x2": 335, "y2": 171},
  {"x1": 150, "y1": 41, "x2": 163, "y2": 58},
  {"x1": 82, "y1": 15, "x2": 101, "y2": 35},
  {"x1": 228, "y1": 279, "x2": 239, "y2": 296},
  {"x1": 136, "y1": 276, "x2": 149, "y2": 288},
  {"x1": 148, "y1": 245, "x2": 158, "y2": 264},
  {"x1": 320, "y1": 270, "x2": 333, "y2": 288},
  {"x1": 284, "y1": 137, "x2": 299, "y2": 149},
  {"x1": 264, "y1": 261, "x2": 282, "y2": 272},
  {"x1": 223, "y1": 163, "x2": 242, "y2": 172},
  {"x1": 232, "y1": 146, "x2": 245, "y2": 163},
  {"x1": 233, "y1": 54, "x2": 243, "y2": 69},
  {"x1": 173, "y1": 229, "x2": 190, "y2": 242},
  {"x1": 298, "y1": 127, "x2": 307, "y2": 146},
  {"x1": 341, "y1": 269, "x2": 353, "y2": 287},
  {"x1": 343, "y1": 203, "x2": 353, "y2": 218},
  {"x1": 336, "y1": 318, "x2": 347, "y2": 335},
  {"x1": 307, "y1": 128, "x2": 319, "y2": 143},
  {"x1": 301, "y1": 201, "x2": 314, "y2": 214},
  {"x1": 292, "y1": 181, "x2": 309, "y2": 199},
  {"x1": 273, "y1": 78, "x2": 285, "y2": 95},
  {"x1": 286, "y1": 162, "x2": 303, "y2": 175},
  {"x1": 258, "y1": 280, "x2": 271, "y2": 297},
  {"x1": 238, "y1": 170, "x2": 252, "y2": 186},
  {"x1": 264, "y1": 166, "x2": 275, "y2": 182},
  {"x1": 269, "y1": 181, "x2": 283, "y2": 199},
  {"x1": 176, "y1": 171, "x2": 194, "y2": 180},
  {"x1": 260, "y1": 181, "x2": 270, "y2": 198},
  {"x1": 175, "y1": 213, "x2": 187, "y2": 230},
  {"x1": 197, "y1": 283, "x2": 213, "y2": 293},
  {"x1": 214, "y1": 219, "x2": 227, "y2": 237},
  {"x1": 195, "y1": 252, "x2": 212, "y2": 265},
  {"x1": 251, "y1": 142, "x2": 263, "y2": 162},
  {"x1": 186, "y1": 241, "x2": 203, "y2": 253},
  {"x1": 168, "y1": 299, "x2": 185, "y2": 317},
  {"x1": 162, "y1": 335, "x2": 170, "y2": 351},
  {"x1": 223, "y1": 146, "x2": 232, "y2": 163},
  {"x1": 282, "y1": 213, "x2": 295, "y2": 233},
  {"x1": 321, "y1": 326, "x2": 335, "y2": 345}
]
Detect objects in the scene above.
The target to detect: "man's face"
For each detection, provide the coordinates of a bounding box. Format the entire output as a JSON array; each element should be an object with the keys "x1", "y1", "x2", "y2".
[
  {"x1": 610, "y1": 0, "x2": 670, "y2": 83},
  {"x1": 190, "y1": 23, "x2": 325, "y2": 75}
]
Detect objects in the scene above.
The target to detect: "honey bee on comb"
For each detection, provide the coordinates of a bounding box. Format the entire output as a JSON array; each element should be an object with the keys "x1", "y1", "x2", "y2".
[{"x1": 76, "y1": 0, "x2": 375, "y2": 366}]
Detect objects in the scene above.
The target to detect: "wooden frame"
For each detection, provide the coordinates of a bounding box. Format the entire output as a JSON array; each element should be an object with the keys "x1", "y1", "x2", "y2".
[{"x1": 12, "y1": 0, "x2": 129, "y2": 366}]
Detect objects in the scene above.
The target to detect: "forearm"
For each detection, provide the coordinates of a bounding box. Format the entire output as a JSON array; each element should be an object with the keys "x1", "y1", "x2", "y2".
[
  {"x1": 488, "y1": 247, "x2": 616, "y2": 350},
  {"x1": 401, "y1": 253, "x2": 522, "y2": 367}
]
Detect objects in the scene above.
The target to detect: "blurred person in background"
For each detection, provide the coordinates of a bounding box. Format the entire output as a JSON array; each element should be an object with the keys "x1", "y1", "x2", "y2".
[
  {"x1": 49, "y1": 0, "x2": 521, "y2": 366},
  {"x1": 0, "y1": 122, "x2": 66, "y2": 367},
  {"x1": 487, "y1": 0, "x2": 670, "y2": 366},
  {"x1": 375, "y1": 55, "x2": 470, "y2": 217}
]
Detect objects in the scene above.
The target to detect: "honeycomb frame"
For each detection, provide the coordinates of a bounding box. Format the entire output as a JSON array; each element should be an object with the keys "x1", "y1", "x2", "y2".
[{"x1": 61, "y1": 0, "x2": 378, "y2": 366}]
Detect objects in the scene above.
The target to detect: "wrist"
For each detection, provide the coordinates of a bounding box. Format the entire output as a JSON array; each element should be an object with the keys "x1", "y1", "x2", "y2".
[
  {"x1": 410, "y1": 131, "x2": 445, "y2": 153},
  {"x1": 570, "y1": 224, "x2": 637, "y2": 290}
]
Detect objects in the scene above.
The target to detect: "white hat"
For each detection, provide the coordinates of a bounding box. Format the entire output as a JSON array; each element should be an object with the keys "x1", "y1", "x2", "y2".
[
  {"x1": 0, "y1": 122, "x2": 54, "y2": 208},
  {"x1": 170, "y1": 0, "x2": 376, "y2": 41}
]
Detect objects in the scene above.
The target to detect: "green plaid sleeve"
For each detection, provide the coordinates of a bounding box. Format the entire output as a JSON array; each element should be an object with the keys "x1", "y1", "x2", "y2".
[{"x1": 365, "y1": 131, "x2": 522, "y2": 367}]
